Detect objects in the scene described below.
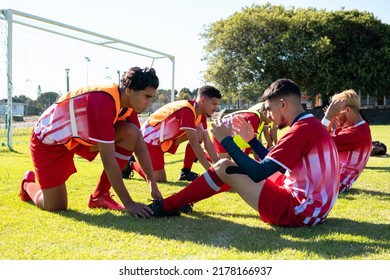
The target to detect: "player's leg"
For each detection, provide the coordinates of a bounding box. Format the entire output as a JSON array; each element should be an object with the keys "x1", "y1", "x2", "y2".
[
  {"x1": 145, "y1": 143, "x2": 167, "y2": 182},
  {"x1": 21, "y1": 133, "x2": 74, "y2": 211},
  {"x1": 149, "y1": 160, "x2": 232, "y2": 216},
  {"x1": 89, "y1": 121, "x2": 139, "y2": 210},
  {"x1": 214, "y1": 159, "x2": 264, "y2": 212},
  {"x1": 179, "y1": 143, "x2": 200, "y2": 181},
  {"x1": 20, "y1": 171, "x2": 68, "y2": 211},
  {"x1": 154, "y1": 169, "x2": 167, "y2": 183}
]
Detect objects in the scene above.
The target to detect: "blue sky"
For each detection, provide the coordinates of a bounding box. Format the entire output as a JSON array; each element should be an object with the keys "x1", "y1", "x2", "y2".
[{"x1": 1, "y1": 0, "x2": 389, "y2": 93}]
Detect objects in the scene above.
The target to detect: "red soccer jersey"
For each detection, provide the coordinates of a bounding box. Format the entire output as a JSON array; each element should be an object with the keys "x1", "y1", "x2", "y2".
[
  {"x1": 266, "y1": 114, "x2": 340, "y2": 226},
  {"x1": 331, "y1": 121, "x2": 372, "y2": 192},
  {"x1": 141, "y1": 100, "x2": 207, "y2": 146}
]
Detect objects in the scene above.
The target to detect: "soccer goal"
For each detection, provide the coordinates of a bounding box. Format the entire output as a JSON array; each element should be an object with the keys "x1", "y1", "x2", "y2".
[{"x1": 0, "y1": 9, "x2": 175, "y2": 150}]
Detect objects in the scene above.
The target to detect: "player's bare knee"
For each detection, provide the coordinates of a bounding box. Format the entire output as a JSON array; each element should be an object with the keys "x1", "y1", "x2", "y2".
[
  {"x1": 115, "y1": 121, "x2": 140, "y2": 145},
  {"x1": 214, "y1": 158, "x2": 236, "y2": 178}
]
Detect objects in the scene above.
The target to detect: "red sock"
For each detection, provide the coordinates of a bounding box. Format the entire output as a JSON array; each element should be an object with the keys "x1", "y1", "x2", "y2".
[
  {"x1": 131, "y1": 161, "x2": 146, "y2": 180},
  {"x1": 92, "y1": 145, "x2": 132, "y2": 198},
  {"x1": 24, "y1": 182, "x2": 43, "y2": 205},
  {"x1": 183, "y1": 143, "x2": 197, "y2": 169},
  {"x1": 183, "y1": 143, "x2": 212, "y2": 169},
  {"x1": 163, "y1": 167, "x2": 231, "y2": 212}
]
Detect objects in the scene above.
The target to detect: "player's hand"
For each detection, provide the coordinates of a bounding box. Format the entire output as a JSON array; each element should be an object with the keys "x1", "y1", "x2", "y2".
[
  {"x1": 211, "y1": 118, "x2": 233, "y2": 142},
  {"x1": 324, "y1": 99, "x2": 346, "y2": 120},
  {"x1": 125, "y1": 201, "x2": 153, "y2": 218},
  {"x1": 232, "y1": 116, "x2": 255, "y2": 142},
  {"x1": 150, "y1": 183, "x2": 163, "y2": 200}
]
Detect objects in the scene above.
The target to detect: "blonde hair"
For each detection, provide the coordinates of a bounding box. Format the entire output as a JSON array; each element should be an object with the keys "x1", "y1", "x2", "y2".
[{"x1": 331, "y1": 89, "x2": 361, "y2": 111}]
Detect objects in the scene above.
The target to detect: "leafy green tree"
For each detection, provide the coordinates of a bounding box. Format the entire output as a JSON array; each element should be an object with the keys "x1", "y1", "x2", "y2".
[
  {"x1": 202, "y1": 4, "x2": 390, "y2": 103},
  {"x1": 176, "y1": 87, "x2": 192, "y2": 100},
  {"x1": 37, "y1": 92, "x2": 59, "y2": 110}
]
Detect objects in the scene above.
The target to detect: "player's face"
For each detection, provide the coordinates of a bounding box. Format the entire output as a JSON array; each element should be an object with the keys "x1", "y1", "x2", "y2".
[
  {"x1": 127, "y1": 86, "x2": 156, "y2": 113},
  {"x1": 264, "y1": 98, "x2": 287, "y2": 129},
  {"x1": 334, "y1": 109, "x2": 348, "y2": 128},
  {"x1": 201, "y1": 97, "x2": 220, "y2": 117}
]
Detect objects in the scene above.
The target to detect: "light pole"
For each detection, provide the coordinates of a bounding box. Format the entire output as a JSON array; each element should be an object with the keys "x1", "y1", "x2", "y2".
[
  {"x1": 84, "y1": 57, "x2": 90, "y2": 84},
  {"x1": 65, "y1": 68, "x2": 70, "y2": 92}
]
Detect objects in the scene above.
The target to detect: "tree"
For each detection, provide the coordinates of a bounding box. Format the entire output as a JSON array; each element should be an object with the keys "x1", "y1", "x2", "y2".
[
  {"x1": 176, "y1": 87, "x2": 193, "y2": 100},
  {"x1": 201, "y1": 4, "x2": 390, "y2": 102},
  {"x1": 37, "y1": 92, "x2": 59, "y2": 110}
]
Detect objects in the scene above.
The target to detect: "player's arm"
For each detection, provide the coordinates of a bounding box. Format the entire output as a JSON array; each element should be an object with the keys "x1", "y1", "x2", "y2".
[
  {"x1": 98, "y1": 141, "x2": 152, "y2": 218},
  {"x1": 262, "y1": 124, "x2": 273, "y2": 147},
  {"x1": 322, "y1": 99, "x2": 346, "y2": 131},
  {"x1": 270, "y1": 122, "x2": 278, "y2": 145},
  {"x1": 221, "y1": 136, "x2": 280, "y2": 182},
  {"x1": 184, "y1": 128, "x2": 212, "y2": 170},
  {"x1": 200, "y1": 129, "x2": 220, "y2": 163}
]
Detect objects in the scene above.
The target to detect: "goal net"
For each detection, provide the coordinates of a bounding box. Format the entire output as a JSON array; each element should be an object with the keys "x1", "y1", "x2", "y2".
[{"x1": 0, "y1": 9, "x2": 175, "y2": 150}]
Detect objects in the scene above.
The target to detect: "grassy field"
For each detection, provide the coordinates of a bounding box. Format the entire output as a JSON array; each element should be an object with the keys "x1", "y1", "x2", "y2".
[{"x1": 0, "y1": 125, "x2": 389, "y2": 260}]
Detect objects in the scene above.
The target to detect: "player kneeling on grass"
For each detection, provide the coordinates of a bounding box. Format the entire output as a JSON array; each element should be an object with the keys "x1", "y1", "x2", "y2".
[
  {"x1": 19, "y1": 67, "x2": 162, "y2": 217},
  {"x1": 148, "y1": 79, "x2": 340, "y2": 227}
]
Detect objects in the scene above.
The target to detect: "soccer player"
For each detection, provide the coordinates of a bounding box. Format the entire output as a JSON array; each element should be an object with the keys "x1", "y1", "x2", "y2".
[
  {"x1": 212, "y1": 102, "x2": 277, "y2": 160},
  {"x1": 256, "y1": 102, "x2": 278, "y2": 148},
  {"x1": 19, "y1": 67, "x2": 161, "y2": 217},
  {"x1": 148, "y1": 78, "x2": 340, "y2": 227},
  {"x1": 321, "y1": 89, "x2": 372, "y2": 193},
  {"x1": 126, "y1": 85, "x2": 222, "y2": 183}
]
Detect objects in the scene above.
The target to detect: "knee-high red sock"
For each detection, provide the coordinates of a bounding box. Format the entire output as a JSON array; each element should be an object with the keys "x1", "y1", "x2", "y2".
[
  {"x1": 163, "y1": 167, "x2": 231, "y2": 212},
  {"x1": 131, "y1": 161, "x2": 146, "y2": 180},
  {"x1": 183, "y1": 143, "x2": 212, "y2": 170},
  {"x1": 24, "y1": 182, "x2": 43, "y2": 206},
  {"x1": 183, "y1": 143, "x2": 197, "y2": 169},
  {"x1": 92, "y1": 145, "x2": 132, "y2": 198}
]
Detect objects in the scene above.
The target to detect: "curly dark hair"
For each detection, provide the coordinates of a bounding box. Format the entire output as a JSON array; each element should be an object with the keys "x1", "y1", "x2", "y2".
[{"x1": 121, "y1": 67, "x2": 159, "y2": 90}]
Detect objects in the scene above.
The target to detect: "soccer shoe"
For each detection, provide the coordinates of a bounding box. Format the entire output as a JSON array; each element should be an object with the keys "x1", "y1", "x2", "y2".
[
  {"x1": 19, "y1": 170, "x2": 35, "y2": 201},
  {"x1": 180, "y1": 203, "x2": 194, "y2": 214},
  {"x1": 178, "y1": 171, "x2": 199, "y2": 181},
  {"x1": 88, "y1": 192, "x2": 125, "y2": 211},
  {"x1": 122, "y1": 156, "x2": 135, "y2": 179},
  {"x1": 148, "y1": 199, "x2": 181, "y2": 218}
]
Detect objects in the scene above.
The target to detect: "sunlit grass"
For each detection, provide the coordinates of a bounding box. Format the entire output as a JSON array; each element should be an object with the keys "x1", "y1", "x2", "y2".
[{"x1": 0, "y1": 125, "x2": 389, "y2": 260}]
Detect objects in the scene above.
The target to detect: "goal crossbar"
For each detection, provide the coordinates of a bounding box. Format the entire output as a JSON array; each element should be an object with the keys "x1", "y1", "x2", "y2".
[{"x1": 0, "y1": 8, "x2": 176, "y2": 150}]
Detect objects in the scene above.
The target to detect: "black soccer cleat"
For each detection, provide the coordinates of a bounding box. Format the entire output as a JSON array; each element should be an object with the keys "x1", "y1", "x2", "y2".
[
  {"x1": 148, "y1": 199, "x2": 180, "y2": 218},
  {"x1": 122, "y1": 156, "x2": 135, "y2": 179},
  {"x1": 179, "y1": 203, "x2": 194, "y2": 214},
  {"x1": 178, "y1": 170, "x2": 199, "y2": 181}
]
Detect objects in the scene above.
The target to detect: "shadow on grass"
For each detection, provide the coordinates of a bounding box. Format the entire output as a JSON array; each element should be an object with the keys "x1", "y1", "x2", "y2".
[
  {"x1": 56, "y1": 209, "x2": 389, "y2": 259},
  {"x1": 364, "y1": 165, "x2": 390, "y2": 173},
  {"x1": 338, "y1": 187, "x2": 390, "y2": 203}
]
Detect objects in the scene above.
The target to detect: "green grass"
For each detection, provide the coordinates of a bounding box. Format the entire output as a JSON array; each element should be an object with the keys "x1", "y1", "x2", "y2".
[{"x1": 0, "y1": 125, "x2": 389, "y2": 260}]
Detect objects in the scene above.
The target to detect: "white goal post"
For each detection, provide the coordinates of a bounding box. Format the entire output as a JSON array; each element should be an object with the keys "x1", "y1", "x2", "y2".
[{"x1": 0, "y1": 8, "x2": 175, "y2": 150}]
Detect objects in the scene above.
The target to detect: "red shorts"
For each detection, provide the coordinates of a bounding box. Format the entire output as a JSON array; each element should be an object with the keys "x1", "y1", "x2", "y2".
[
  {"x1": 258, "y1": 177, "x2": 304, "y2": 227},
  {"x1": 30, "y1": 133, "x2": 99, "y2": 189},
  {"x1": 146, "y1": 142, "x2": 179, "y2": 171}
]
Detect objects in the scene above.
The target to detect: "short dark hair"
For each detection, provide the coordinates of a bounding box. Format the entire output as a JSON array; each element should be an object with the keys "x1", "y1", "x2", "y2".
[
  {"x1": 121, "y1": 67, "x2": 159, "y2": 90},
  {"x1": 261, "y1": 78, "x2": 301, "y2": 102},
  {"x1": 197, "y1": 85, "x2": 221, "y2": 99}
]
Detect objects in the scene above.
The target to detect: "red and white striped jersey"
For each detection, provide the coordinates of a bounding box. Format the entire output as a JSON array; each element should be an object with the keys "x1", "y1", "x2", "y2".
[
  {"x1": 266, "y1": 114, "x2": 340, "y2": 226},
  {"x1": 141, "y1": 100, "x2": 207, "y2": 146},
  {"x1": 331, "y1": 121, "x2": 372, "y2": 192},
  {"x1": 34, "y1": 92, "x2": 118, "y2": 148}
]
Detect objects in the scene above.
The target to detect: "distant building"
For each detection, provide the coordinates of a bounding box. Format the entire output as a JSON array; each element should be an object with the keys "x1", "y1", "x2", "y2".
[{"x1": 0, "y1": 99, "x2": 25, "y2": 117}]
